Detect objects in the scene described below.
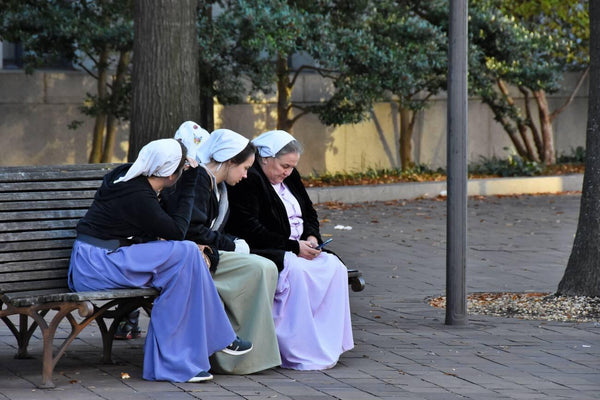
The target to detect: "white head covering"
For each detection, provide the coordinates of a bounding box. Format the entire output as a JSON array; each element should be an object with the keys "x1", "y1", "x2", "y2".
[
  {"x1": 252, "y1": 130, "x2": 296, "y2": 157},
  {"x1": 197, "y1": 128, "x2": 249, "y2": 164},
  {"x1": 174, "y1": 121, "x2": 210, "y2": 162},
  {"x1": 114, "y1": 139, "x2": 183, "y2": 183}
]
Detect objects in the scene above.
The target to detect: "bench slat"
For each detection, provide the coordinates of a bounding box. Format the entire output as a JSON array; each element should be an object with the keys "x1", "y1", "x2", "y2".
[
  {"x1": 0, "y1": 249, "x2": 72, "y2": 263},
  {"x1": 0, "y1": 180, "x2": 104, "y2": 193},
  {"x1": 2, "y1": 287, "x2": 158, "y2": 308},
  {"x1": 0, "y1": 209, "x2": 87, "y2": 221},
  {"x1": 0, "y1": 219, "x2": 81, "y2": 233},
  {"x1": 0, "y1": 229, "x2": 76, "y2": 243},
  {"x1": 0, "y1": 190, "x2": 98, "y2": 202},
  {"x1": 0, "y1": 238, "x2": 75, "y2": 252},
  {"x1": 0, "y1": 259, "x2": 69, "y2": 273},
  {"x1": 0, "y1": 201, "x2": 92, "y2": 214},
  {"x1": 0, "y1": 269, "x2": 67, "y2": 283},
  {"x1": 0, "y1": 278, "x2": 70, "y2": 293},
  {"x1": 0, "y1": 164, "x2": 117, "y2": 183}
]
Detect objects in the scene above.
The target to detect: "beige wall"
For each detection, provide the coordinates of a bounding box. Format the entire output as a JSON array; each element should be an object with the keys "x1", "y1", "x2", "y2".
[
  {"x1": 0, "y1": 70, "x2": 129, "y2": 166},
  {"x1": 0, "y1": 69, "x2": 588, "y2": 175}
]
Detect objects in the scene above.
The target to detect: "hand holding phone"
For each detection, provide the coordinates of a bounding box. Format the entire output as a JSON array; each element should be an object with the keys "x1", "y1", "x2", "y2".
[{"x1": 315, "y1": 238, "x2": 333, "y2": 250}]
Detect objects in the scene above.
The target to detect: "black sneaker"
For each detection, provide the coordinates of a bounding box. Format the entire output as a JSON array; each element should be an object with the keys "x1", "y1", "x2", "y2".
[
  {"x1": 187, "y1": 370, "x2": 213, "y2": 382},
  {"x1": 221, "y1": 336, "x2": 253, "y2": 355},
  {"x1": 114, "y1": 320, "x2": 142, "y2": 340}
]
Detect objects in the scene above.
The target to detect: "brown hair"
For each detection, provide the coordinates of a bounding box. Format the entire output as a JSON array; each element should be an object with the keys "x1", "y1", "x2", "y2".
[
  {"x1": 174, "y1": 139, "x2": 188, "y2": 174},
  {"x1": 229, "y1": 142, "x2": 256, "y2": 165}
]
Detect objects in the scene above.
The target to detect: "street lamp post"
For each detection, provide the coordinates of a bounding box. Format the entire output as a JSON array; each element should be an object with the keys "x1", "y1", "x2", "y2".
[{"x1": 446, "y1": 0, "x2": 468, "y2": 326}]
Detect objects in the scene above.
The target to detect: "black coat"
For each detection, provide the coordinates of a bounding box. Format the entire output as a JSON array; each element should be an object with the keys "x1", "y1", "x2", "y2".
[
  {"x1": 183, "y1": 167, "x2": 236, "y2": 251},
  {"x1": 77, "y1": 163, "x2": 197, "y2": 243},
  {"x1": 226, "y1": 160, "x2": 322, "y2": 271},
  {"x1": 162, "y1": 167, "x2": 230, "y2": 270}
]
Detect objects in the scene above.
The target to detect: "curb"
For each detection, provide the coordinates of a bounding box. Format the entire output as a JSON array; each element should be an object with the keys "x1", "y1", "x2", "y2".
[{"x1": 306, "y1": 174, "x2": 583, "y2": 204}]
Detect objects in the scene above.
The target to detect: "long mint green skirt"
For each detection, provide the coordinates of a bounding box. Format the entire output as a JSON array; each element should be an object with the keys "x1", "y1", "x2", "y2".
[{"x1": 209, "y1": 251, "x2": 281, "y2": 374}]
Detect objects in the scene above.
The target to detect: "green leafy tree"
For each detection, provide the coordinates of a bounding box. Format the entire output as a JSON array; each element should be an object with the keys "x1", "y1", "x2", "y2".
[
  {"x1": 203, "y1": 0, "x2": 318, "y2": 132},
  {"x1": 316, "y1": 1, "x2": 447, "y2": 169},
  {"x1": 558, "y1": 0, "x2": 600, "y2": 297},
  {"x1": 0, "y1": 0, "x2": 133, "y2": 163},
  {"x1": 470, "y1": 0, "x2": 588, "y2": 164},
  {"x1": 203, "y1": 1, "x2": 447, "y2": 170},
  {"x1": 411, "y1": 0, "x2": 587, "y2": 165}
]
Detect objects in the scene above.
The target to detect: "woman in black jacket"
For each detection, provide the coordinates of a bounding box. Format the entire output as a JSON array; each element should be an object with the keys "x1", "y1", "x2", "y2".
[
  {"x1": 227, "y1": 130, "x2": 354, "y2": 370},
  {"x1": 164, "y1": 123, "x2": 280, "y2": 375},
  {"x1": 68, "y1": 139, "x2": 251, "y2": 383}
]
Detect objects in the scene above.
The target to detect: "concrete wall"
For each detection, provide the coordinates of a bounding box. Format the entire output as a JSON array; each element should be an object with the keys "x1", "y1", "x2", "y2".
[
  {"x1": 0, "y1": 69, "x2": 588, "y2": 175},
  {"x1": 0, "y1": 70, "x2": 129, "y2": 166}
]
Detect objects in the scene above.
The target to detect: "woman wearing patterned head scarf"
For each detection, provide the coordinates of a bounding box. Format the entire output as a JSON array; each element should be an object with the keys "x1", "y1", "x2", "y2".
[
  {"x1": 68, "y1": 138, "x2": 252, "y2": 383},
  {"x1": 163, "y1": 122, "x2": 281, "y2": 375},
  {"x1": 226, "y1": 130, "x2": 354, "y2": 371}
]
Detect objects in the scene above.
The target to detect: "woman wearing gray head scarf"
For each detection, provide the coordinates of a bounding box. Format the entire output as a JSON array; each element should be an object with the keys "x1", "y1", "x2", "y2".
[
  {"x1": 163, "y1": 122, "x2": 281, "y2": 375},
  {"x1": 68, "y1": 138, "x2": 252, "y2": 383},
  {"x1": 227, "y1": 130, "x2": 354, "y2": 371}
]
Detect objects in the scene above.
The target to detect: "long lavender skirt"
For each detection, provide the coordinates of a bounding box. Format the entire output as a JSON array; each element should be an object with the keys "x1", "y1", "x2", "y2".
[
  {"x1": 273, "y1": 252, "x2": 354, "y2": 370},
  {"x1": 68, "y1": 239, "x2": 236, "y2": 382}
]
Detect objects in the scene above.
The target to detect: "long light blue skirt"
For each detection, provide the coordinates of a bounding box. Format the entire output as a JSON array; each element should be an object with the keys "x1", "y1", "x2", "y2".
[{"x1": 68, "y1": 239, "x2": 236, "y2": 382}]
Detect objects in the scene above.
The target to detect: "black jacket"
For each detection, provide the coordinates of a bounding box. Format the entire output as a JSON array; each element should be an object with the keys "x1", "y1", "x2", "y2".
[
  {"x1": 163, "y1": 166, "x2": 236, "y2": 251},
  {"x1": 76, "y1": 163, "x2": 198, "y2": 243},
  {"x1": 226, "y1": 160, "x2": 322, "y2": 270}
]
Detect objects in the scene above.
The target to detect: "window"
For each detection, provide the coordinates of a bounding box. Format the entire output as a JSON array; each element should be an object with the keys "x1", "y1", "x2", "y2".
[{"x1": 1, "y1": 42, "x2": 23, "y2": 69}]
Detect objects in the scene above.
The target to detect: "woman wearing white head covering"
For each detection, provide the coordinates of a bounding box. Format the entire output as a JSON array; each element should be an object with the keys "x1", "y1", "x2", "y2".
[
  {"x1": 227, "y1": 130, "x2": 354, "y2": 370},
  {"x1": 68, "y1": 138, "x2": 252, "y2": 383},
  {"x1": 163, "y1": 123, "x2": 280, "y2": 375}
]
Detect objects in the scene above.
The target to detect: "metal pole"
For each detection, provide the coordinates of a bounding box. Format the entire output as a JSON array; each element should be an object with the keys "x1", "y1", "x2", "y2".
[{"x1": 446, "y1": 0, "x2": 468, "y2": 325}]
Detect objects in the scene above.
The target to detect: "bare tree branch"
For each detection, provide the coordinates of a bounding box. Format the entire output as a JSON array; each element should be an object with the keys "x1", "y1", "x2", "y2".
[{"x1": 550, "y1": 67, "x2": 590, "y2": 120}]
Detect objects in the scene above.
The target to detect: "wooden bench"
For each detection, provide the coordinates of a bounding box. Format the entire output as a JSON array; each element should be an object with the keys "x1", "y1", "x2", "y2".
[
  {"x1": 0, "y1": 162, "x2": 364, "y2": 387},
  {"x1": 0, "y1": 164, "x2": 158, "y2": 388}
]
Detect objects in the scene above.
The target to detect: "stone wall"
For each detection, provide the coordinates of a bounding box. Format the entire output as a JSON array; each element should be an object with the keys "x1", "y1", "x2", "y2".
[{"x1": 0, "y1": 69, "x2": 588, "y2": 175}]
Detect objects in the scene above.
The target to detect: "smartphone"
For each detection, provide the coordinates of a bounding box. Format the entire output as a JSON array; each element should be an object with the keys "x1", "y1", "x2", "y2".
[{"x1": 315, "y1": 238, "x2": 333, "y2": 250}]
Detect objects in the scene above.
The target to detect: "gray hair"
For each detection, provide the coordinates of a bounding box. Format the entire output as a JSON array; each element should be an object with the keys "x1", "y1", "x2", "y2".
[{"x1": 276, "y1": 140, "x2": 303, "y2": 157}]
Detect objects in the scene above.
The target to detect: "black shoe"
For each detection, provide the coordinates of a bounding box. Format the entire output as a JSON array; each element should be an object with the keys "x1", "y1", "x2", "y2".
[
  {"x1": 221, "y1": 336, "x2": 253, "y2": 355},
  {"x1": 187, "y1": 371, "x2": 213, "y2": 382},
  {"x1": 114, "y1": 320, "x2": 142, "y2": 340}
]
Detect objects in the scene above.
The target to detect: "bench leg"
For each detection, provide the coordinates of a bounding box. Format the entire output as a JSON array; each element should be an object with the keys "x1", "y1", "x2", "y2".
[
  {"x1": 95, "y1": 298, "x2": 154, "y2": 364},
  {"x1": 347, "y1": 269, "x2": 365, "y2": 292},
  {"x1": 23, "y1": 302, "x2": 94, "y2": 388},
  {"x1": 350, "y1": 276, "x2": 366, "y2": 292},
  {"x1": 1, "y1": 314, "x2": 39, "y2": 359}
]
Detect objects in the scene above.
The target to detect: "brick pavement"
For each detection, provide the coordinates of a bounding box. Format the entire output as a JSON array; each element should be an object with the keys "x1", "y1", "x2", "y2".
[{"x1": 1, "y1": 193, "x2": 598, "y2": 399}]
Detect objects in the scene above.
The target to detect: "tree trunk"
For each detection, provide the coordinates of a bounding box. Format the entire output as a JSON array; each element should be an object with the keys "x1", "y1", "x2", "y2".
[
  {"x1": 557, "y1": 0, "x2": 600, "y2": 297},
  {"x1": 497, "y1": 80, "x2": 538, "y2": 161},
  {"x1": 199, "y1": 94, "x2": 214, "y2": 132},
  {"x1": 399, "y1": 107, "x2": 413, "y2": 170},
  {"x1": 517, "y1": 86, "x2": 542, "y2": 162},
  {"x1": 101, "y1": 50, "x2": 131, "y2": 163},
  {"x1": 88, "y1": 48, "x2": 109, "y2": 163},
  {"x1": 533, "y1": 90, "x2": 556, "y2": 164},
  {"x1": 199, "y1": 3, "x2": 214, "y2": 131},
  {"x1": 276, "y1": 54, "x2": 293, "y2": 132},
  {"x1": 129, "y1": 0, "x2": 200, "y2": 160}
]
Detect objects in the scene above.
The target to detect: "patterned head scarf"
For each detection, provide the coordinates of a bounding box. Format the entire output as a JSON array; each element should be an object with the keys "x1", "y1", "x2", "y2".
[
  {"x1": 196, "y1": 128, "x2": 249, "y2": 164},
  {"x1": 252, "y1": 130, "x2": 296, "y2": 157},
  {"x1": 114, "y1": 139, "x2": 183, "y2": 183},
  {"x1": 174, "y1": 121, "x2": 210, "y2": 162}
]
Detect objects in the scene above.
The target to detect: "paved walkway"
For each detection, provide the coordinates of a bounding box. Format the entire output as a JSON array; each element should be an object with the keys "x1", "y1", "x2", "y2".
[{"x1": 1, "y1": 193, "x2": 598, "y2": 399}]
